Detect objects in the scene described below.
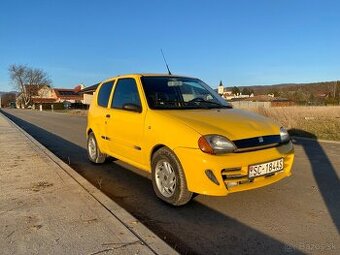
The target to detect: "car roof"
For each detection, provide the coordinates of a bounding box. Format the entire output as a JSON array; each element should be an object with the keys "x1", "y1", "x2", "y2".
[{"x1": 102, "y1": 73, "x2": 197, "y2": 82}]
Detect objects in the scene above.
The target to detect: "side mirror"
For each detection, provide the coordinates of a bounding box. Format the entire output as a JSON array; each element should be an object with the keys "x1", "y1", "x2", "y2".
[{"x1": 122, "y1": 103, "x2": 142, "y2": 113}]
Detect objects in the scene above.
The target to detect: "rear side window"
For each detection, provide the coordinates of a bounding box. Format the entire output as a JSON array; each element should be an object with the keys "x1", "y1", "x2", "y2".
[
  {"x1": 111, "y1": 78, "x2": 141, "y2": 109},
  {"x1": 97, "y1": 81, "x2": 114, "y2": 107}
]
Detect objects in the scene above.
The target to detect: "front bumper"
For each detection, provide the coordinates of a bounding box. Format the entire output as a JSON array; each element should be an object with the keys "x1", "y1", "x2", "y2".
[{"x1": 174, "y1": 141, "x2": 294, "y2": 196}]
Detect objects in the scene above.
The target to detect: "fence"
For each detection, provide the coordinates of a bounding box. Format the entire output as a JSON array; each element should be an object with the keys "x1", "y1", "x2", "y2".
[
  {"x1": 33, "y1": 102, "x2": 89, "y2": 111},
  {"x1": 231, "y1": 101, "x2": 271, "y2": 109}
]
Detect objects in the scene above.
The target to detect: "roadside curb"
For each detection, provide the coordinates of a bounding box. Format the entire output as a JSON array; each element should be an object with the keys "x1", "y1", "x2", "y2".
[{"x1": 0, "y1": 111, "x2": 177, "y2": 255}]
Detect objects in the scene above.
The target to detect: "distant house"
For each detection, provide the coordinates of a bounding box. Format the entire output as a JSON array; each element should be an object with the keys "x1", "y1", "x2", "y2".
[
  {"x1": 226, "y1": 92, "x2": 253, "y2": 100},
  {"x1": 31, "y1": 85, "x2": 56, "y2": 104},
  {"x1": 79, "y1": 83, "x2": 99, "y2": 105},
  {"x1": 216, "y1": 81, "x2": 254, "y2": 100},
  {"x1": 16, "y1": 84, "x2": 52, "y2": 108},
  {"x1": 16, "y1": 84, "x2": 85, "y2": 108},
  {"x1": 54, "y1": 88, "x2": 83, "y2": 103}
]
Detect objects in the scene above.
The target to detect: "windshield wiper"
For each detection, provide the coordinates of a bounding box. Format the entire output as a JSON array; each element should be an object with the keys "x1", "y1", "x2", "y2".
[
  {"x1": 153, "y1": 98, "x2": 232, "y2": 109},
  {"x1": 186, "y1": 98, "x2": 231, "y2": 108}
]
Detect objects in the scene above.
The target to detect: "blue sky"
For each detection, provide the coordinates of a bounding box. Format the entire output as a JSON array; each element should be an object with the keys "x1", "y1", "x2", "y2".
[{"x1": 1, "y1": 0, "x2": 339, "y2": 91}]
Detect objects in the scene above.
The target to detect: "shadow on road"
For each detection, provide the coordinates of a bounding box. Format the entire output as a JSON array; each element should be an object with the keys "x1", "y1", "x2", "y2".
[
  {"x1": 2, "y1": 110, "x2": 305, "y2": 255},
  {"x1": 290, "y1": 129, "x2": 340, "y2": 234}
]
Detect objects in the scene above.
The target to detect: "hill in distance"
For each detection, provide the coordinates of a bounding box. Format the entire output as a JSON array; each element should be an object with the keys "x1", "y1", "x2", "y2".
[{"x1": 225, "y1": 80, "x2": 339, "y2": 96}]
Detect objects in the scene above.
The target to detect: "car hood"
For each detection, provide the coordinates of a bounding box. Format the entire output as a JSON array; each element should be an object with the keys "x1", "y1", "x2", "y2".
[{"x1": 162, "y1": 108, "x2": 280, "y2": 141}]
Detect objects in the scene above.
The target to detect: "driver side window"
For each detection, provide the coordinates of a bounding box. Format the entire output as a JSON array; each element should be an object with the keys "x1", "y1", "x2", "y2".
[{"x1": 111, "y1": 78, "x2": 142, "y2": 111}]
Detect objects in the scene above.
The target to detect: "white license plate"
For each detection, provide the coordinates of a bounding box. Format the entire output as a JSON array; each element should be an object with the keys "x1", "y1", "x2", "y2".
[{"x1": 248, "y1": 158, "x2": 284, "y2": 178}]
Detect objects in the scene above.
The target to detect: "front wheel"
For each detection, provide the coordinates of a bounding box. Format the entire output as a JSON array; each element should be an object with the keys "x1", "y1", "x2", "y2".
[
  {"x1": 151, "y1": 147, "x2": 193, "y2": 206},
  {"x1": 87, "y1": 132, "x2": 106, "y2": 164}
]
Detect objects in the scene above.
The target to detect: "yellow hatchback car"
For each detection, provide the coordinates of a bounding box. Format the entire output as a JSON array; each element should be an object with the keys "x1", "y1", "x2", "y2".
[{"x1": 86, "y1": 74, "x2": 294, "y2": 206}]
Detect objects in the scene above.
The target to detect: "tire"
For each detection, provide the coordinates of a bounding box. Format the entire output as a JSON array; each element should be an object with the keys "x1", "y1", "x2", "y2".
[
  {"x1": 87, "y1": 132, "x2": 106, "y2": 164},
  {"x1": 151, "y1": 147, "x2": 193, "y2": 206}
]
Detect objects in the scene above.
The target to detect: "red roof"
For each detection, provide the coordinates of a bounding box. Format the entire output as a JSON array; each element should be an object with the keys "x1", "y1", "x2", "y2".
[{"x1": 54, "y1": 88, "x2": 83, "y2": 100}]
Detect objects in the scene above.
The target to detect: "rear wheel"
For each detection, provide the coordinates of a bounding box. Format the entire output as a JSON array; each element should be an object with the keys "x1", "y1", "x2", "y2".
[
  {"x1": 151, "y1": 147, "x2": 193, "y2": 206},
  {"x1": 87, "y1": 132, "x2": 106, "y2": 164}
]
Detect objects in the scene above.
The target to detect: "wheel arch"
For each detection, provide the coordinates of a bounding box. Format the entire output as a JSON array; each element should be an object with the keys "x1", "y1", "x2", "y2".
[
  {"x1": 150, "y1": 144, "x2": 165, "y2": 165},
  {"x1": 87, "y1": 128, "x2": 93, "y2": 136},
  {"x1": 150, "y1": 145, "x2": 193, "y2": 206}
]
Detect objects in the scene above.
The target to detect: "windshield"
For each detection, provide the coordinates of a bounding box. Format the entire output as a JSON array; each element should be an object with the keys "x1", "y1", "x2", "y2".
[{"x1": 141, "y1": 76, "x2": 230, "y2": 110}]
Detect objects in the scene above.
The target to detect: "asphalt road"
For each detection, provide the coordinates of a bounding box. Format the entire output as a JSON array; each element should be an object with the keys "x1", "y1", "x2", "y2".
[{"x1": 2, "y1": 109, "x2": 340, "y2": 255}]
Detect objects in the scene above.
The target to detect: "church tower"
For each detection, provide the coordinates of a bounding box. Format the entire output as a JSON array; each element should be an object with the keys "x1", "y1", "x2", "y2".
[{"x1": 218, "y1": 80, "x2": 224, "y2": 95}]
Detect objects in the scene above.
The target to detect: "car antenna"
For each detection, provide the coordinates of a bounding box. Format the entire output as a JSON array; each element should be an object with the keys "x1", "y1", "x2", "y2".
[{"x1": 161, "y1": 49, "x2": 172, "y2": 75}]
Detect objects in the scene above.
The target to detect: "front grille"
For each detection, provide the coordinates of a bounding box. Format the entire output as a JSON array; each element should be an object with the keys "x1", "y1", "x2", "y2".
[
  {"x1": 221, "y1": 168, "x2": 246, "y2": 180},
  {"x1": 221, "y1": 168, "x2": 251, "y2": 188},
  {"x1": 233, "y1": 135, "x2": 281, "y2": 152}
]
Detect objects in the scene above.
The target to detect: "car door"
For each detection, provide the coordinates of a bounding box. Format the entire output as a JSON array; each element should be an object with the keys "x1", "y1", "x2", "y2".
[
  {"x1": 93, "y1": 80, "x2": 114, "y2": 152},
  {"x1": 105, "y1": 78, "x2": 146, "y2": 166}
]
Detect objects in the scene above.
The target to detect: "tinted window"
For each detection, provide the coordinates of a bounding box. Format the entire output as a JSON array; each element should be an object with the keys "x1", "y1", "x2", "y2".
[
  {"x1": 97, "y1": 81, "x2": 113, "y2": 107},
  {"x1": 111, "y1": 78, "x2": 141, "y2": 110},
  {"x1": 141, "y1": 77, "x2": 229, "y2": 109}
]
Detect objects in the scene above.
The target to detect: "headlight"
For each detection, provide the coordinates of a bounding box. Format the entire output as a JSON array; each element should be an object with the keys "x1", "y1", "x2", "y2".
[
  {"x1": 280, "y1": 127, "x2": 290, "y2": 143},
  {"x1": 198, "y1": 135, "x2": 236, "y2": 154}
]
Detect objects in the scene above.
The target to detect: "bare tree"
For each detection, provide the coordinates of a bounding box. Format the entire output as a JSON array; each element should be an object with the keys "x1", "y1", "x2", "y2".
[{"x1": 9, "y1": 64, "x2": 52, "y2": 108}]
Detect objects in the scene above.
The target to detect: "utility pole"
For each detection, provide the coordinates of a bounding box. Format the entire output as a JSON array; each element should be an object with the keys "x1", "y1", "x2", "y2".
[
  {"x1": 334, "y1": 81, "x2": 337, "y2": 99},
  {"x1": 336, "y1": 80, "x2": 340, "y2": 104}
]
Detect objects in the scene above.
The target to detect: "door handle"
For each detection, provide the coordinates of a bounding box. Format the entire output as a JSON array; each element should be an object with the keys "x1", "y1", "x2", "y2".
[{"x1": 106, "y1": 114, "x2": 110, "y2": 118}]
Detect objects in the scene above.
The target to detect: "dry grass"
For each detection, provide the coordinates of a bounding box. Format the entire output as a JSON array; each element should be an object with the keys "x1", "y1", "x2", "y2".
[{"x1": 247, "y1": 106, "x2": 340, "y2": 141}]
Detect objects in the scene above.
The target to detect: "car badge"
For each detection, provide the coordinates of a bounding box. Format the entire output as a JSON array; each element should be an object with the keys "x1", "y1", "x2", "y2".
[{"x1": 258, "y1": 137, "x2": 264, "y2": 143}]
